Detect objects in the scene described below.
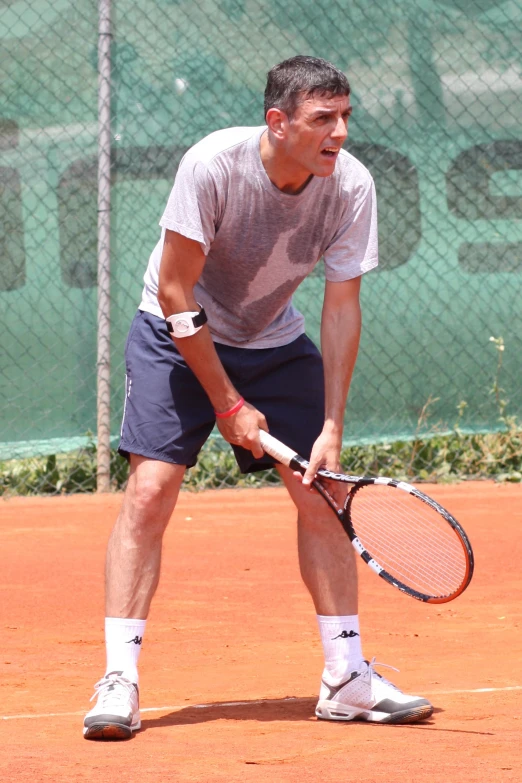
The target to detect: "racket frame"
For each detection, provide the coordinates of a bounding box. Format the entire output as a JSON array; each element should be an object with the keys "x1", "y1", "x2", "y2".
[
  {"x1": 259, "y1": 430, "x2": 474, "y2": 604},
  {"x1": 310, "y1": 475, "x2": 474, "y2": 604}
]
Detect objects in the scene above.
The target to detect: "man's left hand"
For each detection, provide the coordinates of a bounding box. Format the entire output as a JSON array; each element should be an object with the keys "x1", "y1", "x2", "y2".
[{"x1": 297, "y1": 427, "x2": 342, "y2": 488}]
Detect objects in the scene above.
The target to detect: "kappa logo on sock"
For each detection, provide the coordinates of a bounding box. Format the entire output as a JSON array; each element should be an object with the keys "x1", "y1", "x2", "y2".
[
  {"x1": 126, "y1": 636, "x2": 143, "y2": 645},
  {"x1": 331, "y1": 630, "x2": 359, "y2": 640}
]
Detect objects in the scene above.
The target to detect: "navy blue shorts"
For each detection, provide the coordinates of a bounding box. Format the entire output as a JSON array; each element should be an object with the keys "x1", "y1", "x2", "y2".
[{"x1": 118, "y1": 310, "x2": 325, "y2": 473}]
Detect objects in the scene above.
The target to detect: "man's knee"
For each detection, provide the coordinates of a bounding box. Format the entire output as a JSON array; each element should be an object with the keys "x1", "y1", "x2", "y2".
[
  {"x1": 125, "y1": 457, "x2": 185, "y2": 525},
  {"x1": 296, "y1": 492, "x2": 342, "y2": 532},
  {"x1": 130, "y1": 477, "x2": 169, "y2": 513}
]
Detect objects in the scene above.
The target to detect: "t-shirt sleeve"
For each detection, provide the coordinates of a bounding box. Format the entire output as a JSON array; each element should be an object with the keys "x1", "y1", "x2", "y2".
[
  {"x1": 323, "y1": 178, "x2": 379, "y2": 281},
  {"x1": 159, "y1": 156, "x2": 218, "y2": 255}
]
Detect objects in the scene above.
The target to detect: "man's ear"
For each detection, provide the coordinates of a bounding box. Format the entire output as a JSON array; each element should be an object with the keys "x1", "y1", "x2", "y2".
[{"x1": 265, "y1": 107, "x2": 288, "y2": 140}]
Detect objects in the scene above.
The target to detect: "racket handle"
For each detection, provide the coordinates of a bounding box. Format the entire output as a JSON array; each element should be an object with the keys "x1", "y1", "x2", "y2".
[{"x1": 259, "y1": 431, "x2": 307, "y2": 471}]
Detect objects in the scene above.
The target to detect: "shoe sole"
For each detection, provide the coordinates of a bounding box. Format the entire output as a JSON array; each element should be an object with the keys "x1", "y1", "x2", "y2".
[
  {"x1": 316, "y1": 700, "x2": 433, "y2": 724},
  {"x1": 83, "y1": 719, "x2": 141, "y2": 740}
]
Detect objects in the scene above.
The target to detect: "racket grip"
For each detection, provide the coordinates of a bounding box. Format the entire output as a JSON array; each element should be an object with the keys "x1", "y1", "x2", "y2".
[{"x1": 259, "y1": 431, "x2": 303, "y2": 469}]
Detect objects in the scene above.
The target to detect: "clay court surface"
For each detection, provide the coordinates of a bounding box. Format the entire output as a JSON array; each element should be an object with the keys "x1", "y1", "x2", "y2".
[{"x1": 1, "y1": 482, "x2": 521, "y2": 782}]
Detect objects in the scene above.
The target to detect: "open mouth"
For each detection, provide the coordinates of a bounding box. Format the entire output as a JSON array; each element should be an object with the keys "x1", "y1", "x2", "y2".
[{"x1": 321, "y1": 147, "x2": 339, "y2": 159}]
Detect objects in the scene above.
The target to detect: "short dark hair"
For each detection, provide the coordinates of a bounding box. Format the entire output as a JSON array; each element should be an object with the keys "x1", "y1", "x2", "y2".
[{"x1": 264, "y1": 55, "x2": 350, "y2": 120}]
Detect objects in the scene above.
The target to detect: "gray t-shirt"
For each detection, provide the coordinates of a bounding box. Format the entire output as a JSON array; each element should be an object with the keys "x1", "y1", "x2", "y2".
[{"x1": 139, "y1": 125, "x2": 378, "y2": 348}]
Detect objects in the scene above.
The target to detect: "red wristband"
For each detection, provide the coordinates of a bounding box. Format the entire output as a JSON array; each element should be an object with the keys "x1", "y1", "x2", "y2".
[{"x1": 215, "y1": 397, "x2": 245, "y2": 419}]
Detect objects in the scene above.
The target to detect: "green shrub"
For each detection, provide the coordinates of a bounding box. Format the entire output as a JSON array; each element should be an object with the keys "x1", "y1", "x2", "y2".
[{"x1": 2, "y1": 423, "x2": 522, "y2": 496}]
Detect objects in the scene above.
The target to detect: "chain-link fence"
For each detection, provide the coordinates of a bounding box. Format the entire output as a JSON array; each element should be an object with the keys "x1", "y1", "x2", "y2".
[{"x1": 1, "y1": 0, "x2": 522, "y2": 493}]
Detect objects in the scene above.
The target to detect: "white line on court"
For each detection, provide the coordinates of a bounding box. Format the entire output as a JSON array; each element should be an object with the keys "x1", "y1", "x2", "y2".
[{"x1": 1, "y1": 686, "x2": 521, "y2": 721}]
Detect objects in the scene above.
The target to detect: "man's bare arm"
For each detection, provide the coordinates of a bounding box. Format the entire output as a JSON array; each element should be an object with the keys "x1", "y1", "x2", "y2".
[
  {"x1": 301, "y1": 276, "x2": 362, "y2": 485},
  {"x1": 157, "y1": 229, "x2": 267, "y2": 457}
]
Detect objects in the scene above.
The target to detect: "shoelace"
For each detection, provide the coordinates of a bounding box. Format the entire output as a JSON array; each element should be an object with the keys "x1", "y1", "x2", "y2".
[
  {"x1": 365, "y1": 657, "x2": 400, "y2": 691},
  {"x1": 90, "y1": 675, "x2": 136, "y2": 708}
]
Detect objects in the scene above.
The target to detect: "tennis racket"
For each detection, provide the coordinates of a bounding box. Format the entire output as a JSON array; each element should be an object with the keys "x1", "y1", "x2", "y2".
[{"x1": 259, "y1": 431, "x2": 474, "y2": 604}]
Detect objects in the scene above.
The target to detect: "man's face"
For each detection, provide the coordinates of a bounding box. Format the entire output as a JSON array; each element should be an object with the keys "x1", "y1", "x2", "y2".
[{"x1": 282, "y1": 92, "x2": 352, "y2": 178}]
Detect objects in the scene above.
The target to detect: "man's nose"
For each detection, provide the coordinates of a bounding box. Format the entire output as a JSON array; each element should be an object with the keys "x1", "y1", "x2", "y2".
[{"x1": 331, "y1": 117, "x2": 348, "y2": 142}]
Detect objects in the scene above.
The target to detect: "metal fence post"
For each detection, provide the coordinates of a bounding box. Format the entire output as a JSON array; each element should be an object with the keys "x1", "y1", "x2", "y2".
[{"x1": 97, "y1": 0, "x2": 112, "y2": 492}]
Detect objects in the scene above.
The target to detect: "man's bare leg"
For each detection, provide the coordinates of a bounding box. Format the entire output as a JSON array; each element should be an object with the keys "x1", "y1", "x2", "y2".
[
  {"x1": 276, "y1": 463, "x2": 362, "y2": 686},
  {"x1": 84, "y1": 455, "x2": 186, "y2": 740},
  {"x1": 276, "y1": 465, "x2": 357, "y2": 616},
  {"x1": 105, "y1": 454, "x2": 186, "y2": 618},
  {"x1": 276, "y1": 464, "x2": 433, "y2": 724}
]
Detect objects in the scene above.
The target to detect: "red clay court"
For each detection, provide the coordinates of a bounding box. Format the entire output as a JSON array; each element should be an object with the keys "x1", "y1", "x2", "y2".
[{"x1": 1, "y1": 482, "x2": 521, "y2": 782}]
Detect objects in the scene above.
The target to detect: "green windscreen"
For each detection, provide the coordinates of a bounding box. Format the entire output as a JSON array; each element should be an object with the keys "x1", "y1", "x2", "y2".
[{"x1": 1, "y1": 0, "x2": 521, "y2": 459}]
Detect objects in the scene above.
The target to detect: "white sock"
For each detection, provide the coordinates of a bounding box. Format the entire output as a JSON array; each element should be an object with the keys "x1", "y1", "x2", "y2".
[
  {"x1": 104, "y1": 617, "x2": 146, "y2": 684},
  {"x1": 317, "y1": 615, "x2": 364, "y2": 685}
]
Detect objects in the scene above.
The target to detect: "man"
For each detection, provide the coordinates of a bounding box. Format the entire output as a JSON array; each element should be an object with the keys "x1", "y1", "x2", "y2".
[{"x1": 83, "y1": 55, "x2": 433, "y2": 740}]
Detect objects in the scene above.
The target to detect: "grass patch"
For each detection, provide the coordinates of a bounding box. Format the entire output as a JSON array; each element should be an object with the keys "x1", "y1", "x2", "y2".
[{"x1": 1, "y1": 422, "x2": 522, "y2": 496}]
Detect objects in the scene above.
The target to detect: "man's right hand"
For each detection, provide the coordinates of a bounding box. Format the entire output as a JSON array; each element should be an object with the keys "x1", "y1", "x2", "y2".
[{"x1": 216, "y1": 401, "x2": 268, "y2": 459}]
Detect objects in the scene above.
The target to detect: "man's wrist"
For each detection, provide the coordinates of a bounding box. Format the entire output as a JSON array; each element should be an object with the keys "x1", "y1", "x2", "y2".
[
  {"x1": 322, "y1": 418, "x2": 343, "y2": 437},
  {"x1": 215, "y1": 397, "x2": 245, "y2": 419}
]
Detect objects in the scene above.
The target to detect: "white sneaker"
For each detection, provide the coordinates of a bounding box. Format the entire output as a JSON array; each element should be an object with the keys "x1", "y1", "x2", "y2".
[
  {"x1": 315, "y1": 658, "x2": 433, "y2": 724},
  {"x1": 83, "y1": 671, "x2": 141, "y2": 740}
]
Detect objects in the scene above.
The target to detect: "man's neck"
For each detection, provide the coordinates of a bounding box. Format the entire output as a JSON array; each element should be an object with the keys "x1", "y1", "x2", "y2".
[{"x1": 259, "y1": 130, "x2": 312, "y2": 195}]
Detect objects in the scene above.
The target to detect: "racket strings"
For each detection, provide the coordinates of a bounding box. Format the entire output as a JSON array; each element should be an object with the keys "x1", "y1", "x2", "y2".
[
  {"x1": 356, "y1": 530, "x2": 461, "y2": 596},
  {"x1": 359, "y1": 517, "x2": 465, "y2": 584},
  {"x1": 351, "y1": 492, "x2": 464, "y2": 567},
  {"x1": 349, "y1": 485, "x2": 468, "y2": 597},
  {"x1": 350, "y1": 489, "x2": 462, "y2": 555},
  {"x1": 354, "y1": 515, "x2": 464, "y2": 595},
  {"x1": 363, "y1": 537, "x2": 455, "y2": 595}
]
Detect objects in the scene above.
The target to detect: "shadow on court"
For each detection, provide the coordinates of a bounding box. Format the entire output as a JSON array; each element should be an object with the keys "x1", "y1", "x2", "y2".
[
  {"x1": 140, "y1": 698, "x2": 443, "y2": 731},
  {"x1": 140, "y1": 697, "x2": 318, "y2": 730}
]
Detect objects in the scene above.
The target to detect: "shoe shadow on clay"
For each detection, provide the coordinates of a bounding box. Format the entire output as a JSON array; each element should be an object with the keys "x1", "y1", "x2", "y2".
[
  {"x1": 140, "y1": 699, "x2": 442, "y2": 732},
  {"x1": 140, "y1": 697, "x2": 320, "y2": 731}
]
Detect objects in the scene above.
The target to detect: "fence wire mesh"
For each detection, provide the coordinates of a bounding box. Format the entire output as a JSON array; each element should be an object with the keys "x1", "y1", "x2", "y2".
[{"x1": 1, "y1": 0, "x2": 522, "y2": 493}]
